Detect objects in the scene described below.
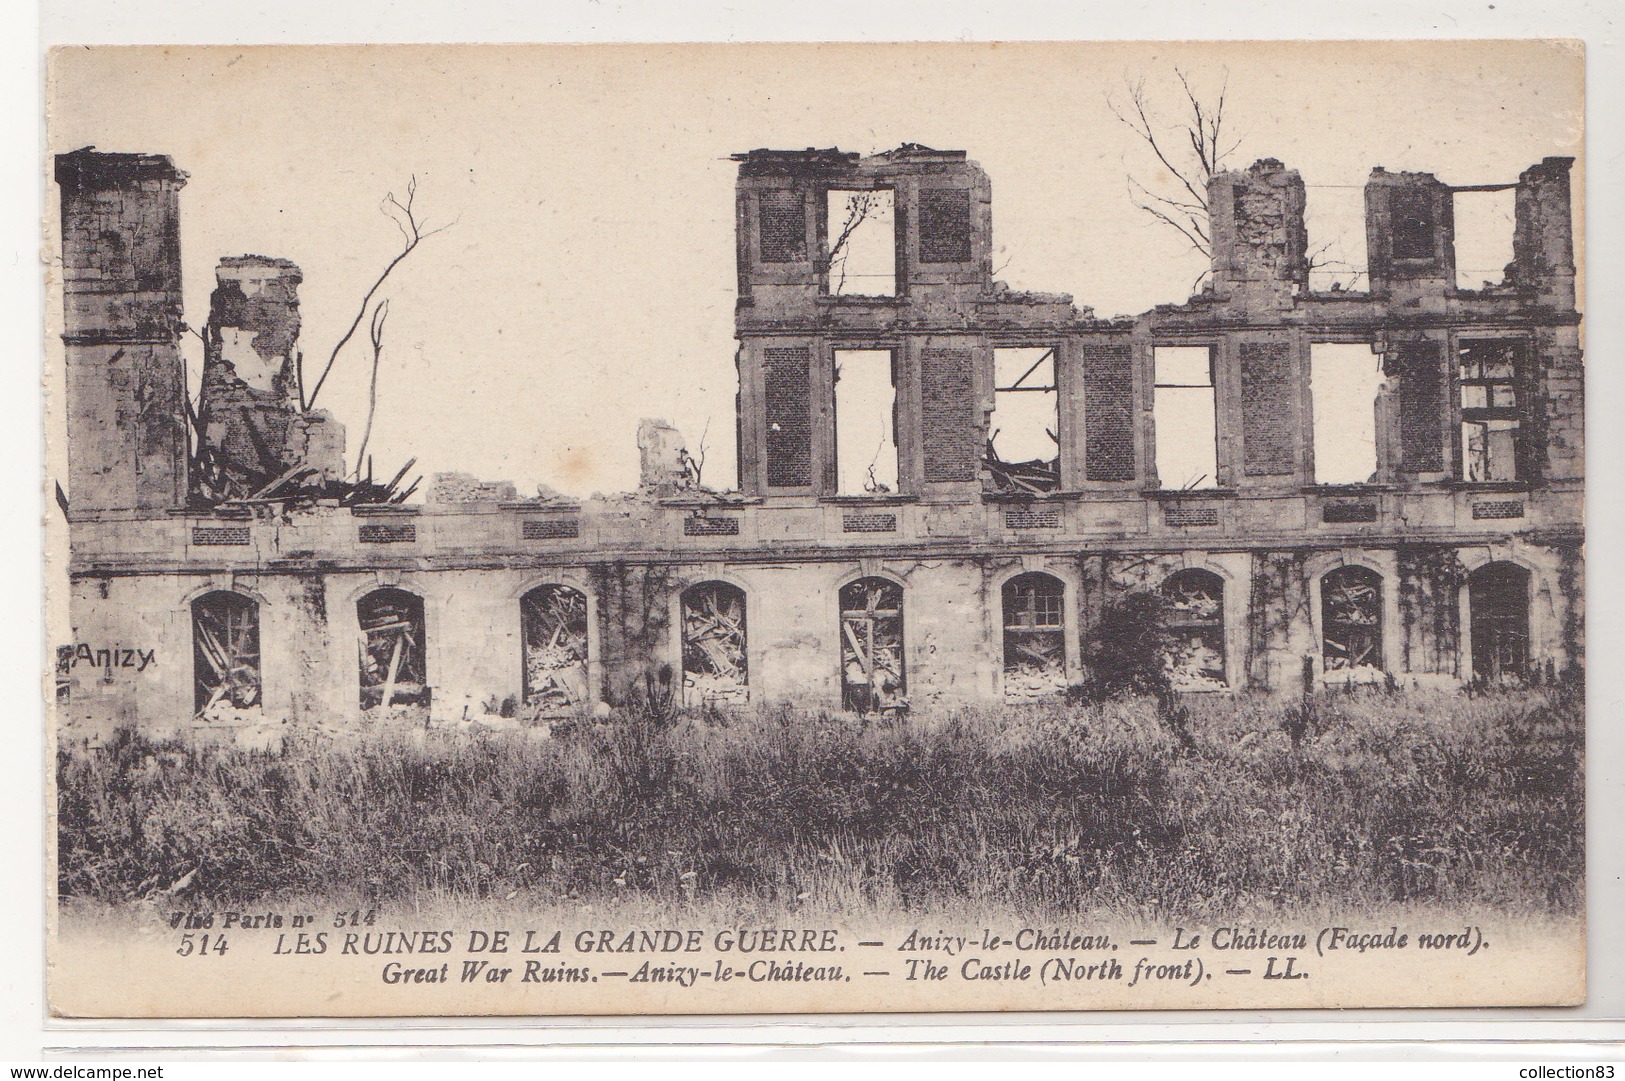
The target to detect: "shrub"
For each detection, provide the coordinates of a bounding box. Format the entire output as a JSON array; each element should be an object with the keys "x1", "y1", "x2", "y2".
[{"x1": 1067, "y1": 591, "x2": 1173, "y2": 703}]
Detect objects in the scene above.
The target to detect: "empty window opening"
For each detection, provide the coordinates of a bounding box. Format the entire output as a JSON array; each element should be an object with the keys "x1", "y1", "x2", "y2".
[
  {"x1": 1452, "y1": 188, "x2": 1516, "y2": 290},
  {"x1": 1154, "y1": 346, "x2": 1218, "y2": 490},
  {"x1": 1002, "y1": 572, "x2": 1067, "y2": 700},
  {"x1": 1459, "y1": 339, "x2": 1524, "y2": 483},
  {"x1": 192, "y1": 591, "x2": 261, "y2": 716},
  {"x1": 1469, "y1": 562, "x2": 1530, "y2": 682},
  {"x1": 834, "y1": 349, "x2": 898, "y2": 495},
  {"x1": 681, "y1": 581, "x2": 748, "y2": 707},
  {"x1": 1311, "y1": 343, "x2": 1384, "y2": 484},
  {"x1": 1390, "y1": 189, "x2": 1437, "y2": 261},
  {"x1": 1161, "y1": 569, "x2": 1226, "y2": 689},
  {"x1": 1303, "y1": 186, "x2": 1369, "y2": 292},
  {"x1": 521, "y1": 584, "x2": 589, "y2": 718},
  {"x1": 839, "y1": 577, "x2": 905, "y2": 713},
  {"x1": 824, "y1": 189, "x2": 895, "y2": 297},
  {"x1": 1321, "y1": 566, "x2": 1384, "y2": 678},
  {"x1": 358, "y1": 588, "x2": 428, "y2": 711},
  {"x1": 987, "y1": 348, "x2": 1060, "y2": 493}
]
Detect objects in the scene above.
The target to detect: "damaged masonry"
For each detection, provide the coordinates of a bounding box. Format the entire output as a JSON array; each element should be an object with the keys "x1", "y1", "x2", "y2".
[{"x1": 54, "y1": 142, "x2": 1582, "y2": 743}]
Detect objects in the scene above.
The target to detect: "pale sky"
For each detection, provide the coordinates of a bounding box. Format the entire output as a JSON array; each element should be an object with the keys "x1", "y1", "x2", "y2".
[{"x1": 47, "y1": 41, "x2": 1584, "y2": 498}]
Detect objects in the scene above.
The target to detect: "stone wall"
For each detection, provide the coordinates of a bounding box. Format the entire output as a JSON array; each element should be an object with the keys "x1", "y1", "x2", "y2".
[
  {"x1": 57, "y1": 533, "x2": 1582, "y2": 746},
  {"x1": 198, "y1": 257, "x2": 304, "y2": 486},
  {"x1": 53, "y1": 145, "x2": 1584, "y2": 741},
  {"x1": 56, "y1": 151, "x2": 189, "y2": 513}
]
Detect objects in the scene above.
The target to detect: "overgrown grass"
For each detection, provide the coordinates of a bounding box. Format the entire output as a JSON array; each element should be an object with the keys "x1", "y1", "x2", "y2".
[{"x1": 55, "y1": 686, "x2": 1583, "y2": 920}]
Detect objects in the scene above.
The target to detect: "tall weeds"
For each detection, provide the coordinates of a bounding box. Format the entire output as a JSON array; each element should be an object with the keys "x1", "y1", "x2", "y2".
[{"x1": 56, "y1": 687, "x2": 1582, "y2": 918}]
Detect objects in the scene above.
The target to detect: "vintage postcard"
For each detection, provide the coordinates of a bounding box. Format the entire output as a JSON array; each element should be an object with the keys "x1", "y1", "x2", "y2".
[{"x1": 44, "y1": 40, "x2": 1585, "y2": 1017}]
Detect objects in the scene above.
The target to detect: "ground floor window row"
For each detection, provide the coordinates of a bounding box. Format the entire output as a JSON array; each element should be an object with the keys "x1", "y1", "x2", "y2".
[{"x1": 187, "y1": 563, "x2": 1539, "y2": 715}]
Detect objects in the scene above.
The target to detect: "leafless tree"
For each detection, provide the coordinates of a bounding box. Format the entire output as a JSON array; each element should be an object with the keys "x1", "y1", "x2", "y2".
[
  {"x1": 301, "y1": 176, "x2": 452, "y2": 411},
  {"x1": 1111, "y1": 69, "x2": 1366, "y2": 293},
  {"x1": 1109, "y1": 68, "x2": 1242, "y2": 269},
  {"x1": 680, "y1": 416, "x2": 711, "y2": 489}
]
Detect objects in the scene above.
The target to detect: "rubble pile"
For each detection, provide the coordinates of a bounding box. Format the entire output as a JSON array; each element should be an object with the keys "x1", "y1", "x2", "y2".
[
  {"x1": 1003, "y1": 664, "x2": 1070, "y2": 701},
  {"x1": 427, "y1": 472, "x2": 519, "y2": 504},
  {"x1": 522, "y1": 586, "x2": 591, "y2": 718},
  {"x1": 839, "y1": 578, "x2": 907, "y2": 714},
  {"x1": 681, "y1": 584, "x2": 749, "y2": 705},
  {"x1": 358, "y1": 590, "x2": 429, "y2": 712},
  {"x1": 983, "y1": 438, "x2": 1061, "y2": 494}
]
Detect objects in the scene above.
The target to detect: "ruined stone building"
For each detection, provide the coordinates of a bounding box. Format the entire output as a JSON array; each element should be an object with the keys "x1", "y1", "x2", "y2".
[{"x1": 53, "y1": 143, "x2": 1584, "y2": 740}]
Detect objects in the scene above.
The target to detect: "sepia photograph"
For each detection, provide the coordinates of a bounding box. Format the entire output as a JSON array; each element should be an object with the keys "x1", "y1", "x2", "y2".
[{"x1": 43, "y1": 39, "x2": 1585, "y2": 1017}]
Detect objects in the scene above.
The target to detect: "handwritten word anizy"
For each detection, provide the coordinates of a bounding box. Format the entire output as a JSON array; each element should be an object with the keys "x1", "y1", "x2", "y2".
[{"x1": 63, "y1": 643, "x2": 156, "y2": 673}]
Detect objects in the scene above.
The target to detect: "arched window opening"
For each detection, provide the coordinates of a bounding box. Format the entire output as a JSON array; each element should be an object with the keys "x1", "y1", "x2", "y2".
[
  {"x1": 192, "y1": 591, "x2": 261, "y2": 715},
  {"x1": 1470, "y1": 562, "x2": 1531, "y2": 682},
  {"x1": 681, "y1": 582, "x2": 749, "y2": 706},
  {"x1": 1321, "y1": 566, "x2": 1385, "y2": 678},
  {"x1": 1161, "y1": 569, "x2": 1226, "y2": 690},
  {"x1": 358, "y1": 588, "x2": 427, "y2": 711},
  {"x1": 839, "y1": 577, "x2": 905, "y2": 713},
  {"x1": 521, "y1": 585, "x2": 590, "y2": 716},
  {"x1": 1002, "y1": 572, "x2": 1067, "y2": 700}
]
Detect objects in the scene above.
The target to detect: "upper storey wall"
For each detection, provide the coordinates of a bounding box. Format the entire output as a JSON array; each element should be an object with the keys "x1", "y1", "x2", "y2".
[
  {"x1": 1206, "y1": 159, "x2": 1309, "y2": 309},
  {"x1": 733, "y1": 145, "x2": 1083, "y2": 331},
  {"x1": 56, "y1": 150, "x2": 190, "y2": 514},
  {"x1": 732, "y1": 146, "x2": 1582, "y2": 507},
  {"x1": 1358, "y1": 156, "x2": 1575, "y2": 310}
]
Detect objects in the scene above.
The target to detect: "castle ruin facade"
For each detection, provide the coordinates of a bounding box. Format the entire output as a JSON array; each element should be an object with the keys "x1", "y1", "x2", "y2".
[{"x1": 53, "y1": 144, "x2": 1584, "y2": 741}]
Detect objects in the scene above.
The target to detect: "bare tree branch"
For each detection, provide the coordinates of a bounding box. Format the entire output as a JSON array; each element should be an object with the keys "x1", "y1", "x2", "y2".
[
  {"x1": 863, "y1": 433, "x2": 891, "y2": 494},
  {"x1": 1305, "y1": 234, "x2": 1368, "y2": 290},
  {"x1": 1108, "y1": 66, "x2": 1239, "y2": 272},
  {"x1": 824, "y1": 191, "x2": 878, "y2": 295},
  {"x1": 693, "y1": 416, "x2": 709, "y2": 487},
  {"x1": 351, "y1": 299, "x2": 389, "y2": 479},
  {"x1": 1128, "y1": 179, "x2": 1210, "y2": 255},
  {"x1": 1127, "y1": 175, "x2": 1210, "y2": 237},
  {"x1": 302, "y1": 175, "x2": 453, "y2": 411},
  {"x1": 678, "y1": 416, "x2": 710, "y2": 489}
]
